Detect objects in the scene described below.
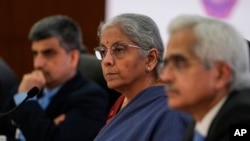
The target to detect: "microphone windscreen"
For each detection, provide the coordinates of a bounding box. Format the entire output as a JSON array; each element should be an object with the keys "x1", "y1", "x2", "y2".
[{"x1": 27, "y1": 87, "x2": 40, "y2": 98}]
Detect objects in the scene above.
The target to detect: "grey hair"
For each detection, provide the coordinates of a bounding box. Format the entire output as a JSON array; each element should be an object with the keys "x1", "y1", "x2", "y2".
[
  {"x1": 29, "y1": 15, "x2": 86, "y2": 52},
  {"x1": 168, "y1": 14, "x2": 250, "y2": 91},
  {"x1": 98, "y1": 13, "x2": 164, "y2": 76}
]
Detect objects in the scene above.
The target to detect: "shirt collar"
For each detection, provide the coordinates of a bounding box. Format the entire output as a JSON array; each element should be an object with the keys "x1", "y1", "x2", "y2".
[
  {"x1": 195, "y1": 95, "x2": 228, "y2": 137},
  {"x1": 43, "y1": 85, "x2": 62, "y2": 99}
]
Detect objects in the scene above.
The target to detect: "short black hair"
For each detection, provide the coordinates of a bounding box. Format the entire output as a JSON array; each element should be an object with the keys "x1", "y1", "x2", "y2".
[{"x1": 29, "y1": 15, "x2": 86, "y2": 52}]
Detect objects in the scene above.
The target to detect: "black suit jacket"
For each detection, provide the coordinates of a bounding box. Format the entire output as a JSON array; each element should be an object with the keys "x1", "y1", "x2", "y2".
[
  {"x1": 183, "y1": 89, "x2": 250, "y2": 141},
  {"x1": 0, "y1": 58, "x2": 19, "y2": 111},
  {"x1": 1, "y1": 71, "x2": 108, "y2": 141}
]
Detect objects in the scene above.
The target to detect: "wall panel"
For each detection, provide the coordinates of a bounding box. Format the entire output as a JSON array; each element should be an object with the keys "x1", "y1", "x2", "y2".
[{"x1": 0, "y1": 0, "x2": 105, "y2": 79}]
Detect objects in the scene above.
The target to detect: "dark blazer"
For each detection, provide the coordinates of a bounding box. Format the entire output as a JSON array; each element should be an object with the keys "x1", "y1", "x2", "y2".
[
  {"x1": 0, "y1": 58, "x2": 19, "y2": 111},
  {"x1": 1, "y1": 71, "x2": 108, "y2": 141},
  {"x1": 183, "y1": 89, "x2": 250, "y2": 141}
]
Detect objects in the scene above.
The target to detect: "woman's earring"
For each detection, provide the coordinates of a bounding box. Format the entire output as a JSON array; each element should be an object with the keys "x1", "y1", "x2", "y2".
[{"x1": 146, "y1": 67, "x2": 151, "y2": 71}]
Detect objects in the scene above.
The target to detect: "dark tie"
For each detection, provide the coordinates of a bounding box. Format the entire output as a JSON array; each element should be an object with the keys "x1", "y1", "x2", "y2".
[{"x1": 193, "y1": 131, "x2": 204, "y2": 141}]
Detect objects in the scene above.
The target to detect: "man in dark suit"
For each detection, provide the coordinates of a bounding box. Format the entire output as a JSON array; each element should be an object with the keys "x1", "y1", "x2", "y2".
[
  {"x1": 0, "y1": 15, "x2": 108, "y2": 141},
  {"x1": 0, "y1": 58, "x2": 19, "y2": 111},
  {"x1": 160, "y1": 14, "x2": 250, "y2": 141}
]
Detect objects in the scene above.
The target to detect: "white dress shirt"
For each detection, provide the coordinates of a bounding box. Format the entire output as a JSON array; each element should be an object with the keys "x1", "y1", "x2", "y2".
[{"x1": 195, "y1": 95, "x2": 228, "y2": 137}]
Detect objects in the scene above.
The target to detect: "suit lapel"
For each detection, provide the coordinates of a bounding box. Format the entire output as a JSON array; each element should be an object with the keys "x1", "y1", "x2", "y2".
[
  {"x1": 45, "y1": 71, "x2": 87, "y2": 118},
  {"x1": 183, "y1": 120, "x2": 195, "y2": 141}
]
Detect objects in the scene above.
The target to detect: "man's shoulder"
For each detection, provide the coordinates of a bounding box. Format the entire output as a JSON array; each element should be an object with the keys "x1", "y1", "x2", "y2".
[
  {"x1": 206, "y1": 89, "x2": 250, "y2": 141},
  {"x1": 63, "y1": 71, "x2": 107, "y2": 95},
  {"x1": 213, "y1": 88, "x2": 250, "y2": 124},
  {"x1": 227, "y1": 88, "x2": 250, "y2": 108},
  {"x1": 65, "y1": 80, "x2": 108, "y2": 98}
]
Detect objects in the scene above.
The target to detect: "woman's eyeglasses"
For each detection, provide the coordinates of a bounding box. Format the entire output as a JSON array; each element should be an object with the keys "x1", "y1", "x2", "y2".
[{"x1": 94, "y1": 43, "x2": 142, "y2": 60}]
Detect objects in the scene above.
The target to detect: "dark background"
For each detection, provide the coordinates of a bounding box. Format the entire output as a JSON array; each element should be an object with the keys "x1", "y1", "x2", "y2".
[{"x1": 0, "y1": 0, "x2": 105, "y2": 80}]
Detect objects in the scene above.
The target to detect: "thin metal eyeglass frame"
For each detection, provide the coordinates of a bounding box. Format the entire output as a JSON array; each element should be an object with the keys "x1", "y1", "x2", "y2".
[{"x1": 94, "y1": 44, "x2": 141, "y2": 60}]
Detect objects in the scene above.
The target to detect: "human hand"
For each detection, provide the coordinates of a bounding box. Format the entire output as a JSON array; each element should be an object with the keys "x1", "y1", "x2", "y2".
[
  {"x1": 54, "y1": 114, "x2": 66, "y2": 126},
  {"x1": 18, "y1": 70, "x2": 46, "y2": 93}
]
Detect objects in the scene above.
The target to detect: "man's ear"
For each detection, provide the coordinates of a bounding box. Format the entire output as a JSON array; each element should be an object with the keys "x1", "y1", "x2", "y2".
[
  {"x1": 70, "y1": 50, "x2": 80, "y2": 68},
  {"x1": 145, "y1": 48, "x2": 158, "y2": 72},
  {"x1": 214, "y1": 62, "x2": 232, "y2": 89}
]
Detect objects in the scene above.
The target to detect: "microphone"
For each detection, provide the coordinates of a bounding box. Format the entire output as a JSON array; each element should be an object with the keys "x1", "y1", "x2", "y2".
[{"x1": 0, "y1": 87, "x2": 40, "y2": 117}]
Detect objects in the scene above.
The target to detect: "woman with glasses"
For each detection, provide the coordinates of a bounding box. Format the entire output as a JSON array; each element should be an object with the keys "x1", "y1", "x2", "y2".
[{"x1": 93, "y1": 13, "x2": 190, "y2": 141}]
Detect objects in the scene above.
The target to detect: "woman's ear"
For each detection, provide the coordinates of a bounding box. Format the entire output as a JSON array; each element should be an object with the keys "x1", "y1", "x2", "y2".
[{"x1": 145, "y1": 48, "x2": 158, "y2": 72}]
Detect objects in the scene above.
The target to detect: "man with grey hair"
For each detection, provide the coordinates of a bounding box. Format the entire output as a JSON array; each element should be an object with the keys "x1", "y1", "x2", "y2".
[
  {"x1": 160, "y1": 15, "x2": 250, "y2": 141},
  {"x1": 0, "y1": 15, "x2": 108, "y2": 141}
]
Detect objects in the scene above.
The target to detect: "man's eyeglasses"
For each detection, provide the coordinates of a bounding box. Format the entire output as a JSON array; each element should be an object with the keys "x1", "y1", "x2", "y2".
[{"x1": 94, "y1": 43, "x2": 142, "y2": 60}]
